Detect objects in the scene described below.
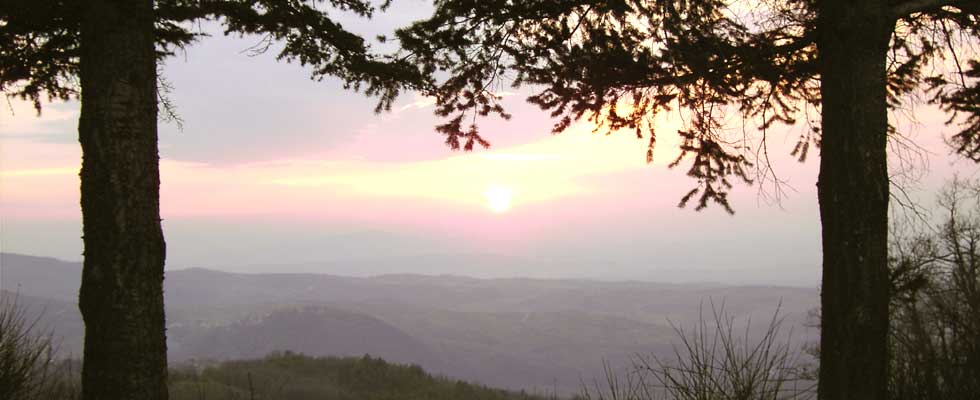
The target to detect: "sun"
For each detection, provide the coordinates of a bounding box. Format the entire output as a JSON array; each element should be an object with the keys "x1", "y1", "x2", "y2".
[{"x1": 484, "y1": 185, "x2": 513, "y2": 213}]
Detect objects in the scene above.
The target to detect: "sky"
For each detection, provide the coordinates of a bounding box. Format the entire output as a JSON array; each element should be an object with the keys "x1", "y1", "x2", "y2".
[{"x1": 1, "y1": 4, "x2": 976, "y2": 286}]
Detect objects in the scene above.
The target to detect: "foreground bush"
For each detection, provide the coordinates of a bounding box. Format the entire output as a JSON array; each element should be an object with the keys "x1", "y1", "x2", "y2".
[
  {"x1": 0, "y1": 294, "x2": 78, "y2": 400},
  {"x1": 582, "y1": 303, "x2": 815, "y2": 400}
]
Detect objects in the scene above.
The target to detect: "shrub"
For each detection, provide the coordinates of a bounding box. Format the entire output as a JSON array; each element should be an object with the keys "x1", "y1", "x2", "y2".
[
  {"x1": 1, "y1": 293, "x2": 55, "y2": 399},
  {"x1": 583, "y1": 302, "x2": 814, "y2": 400}
]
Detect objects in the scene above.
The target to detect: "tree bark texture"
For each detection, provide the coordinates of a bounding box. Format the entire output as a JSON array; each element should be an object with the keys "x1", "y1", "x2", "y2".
[
  {"x1": 816, "y1": 1, "x2": 895, "y2": 400},
  {"x1": 78, "y1": 0, "x2": 168, "y2": 399}
]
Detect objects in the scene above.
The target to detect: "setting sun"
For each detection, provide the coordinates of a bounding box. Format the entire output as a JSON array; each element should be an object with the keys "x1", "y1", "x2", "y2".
[{"x1": 484, "y1": 185, "x2": 513, "y2": 213}]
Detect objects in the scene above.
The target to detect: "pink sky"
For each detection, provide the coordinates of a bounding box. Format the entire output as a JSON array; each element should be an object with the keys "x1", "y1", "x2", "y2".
[{"x1": 1, "y1": 29, "x2": 976, "y2": 285}]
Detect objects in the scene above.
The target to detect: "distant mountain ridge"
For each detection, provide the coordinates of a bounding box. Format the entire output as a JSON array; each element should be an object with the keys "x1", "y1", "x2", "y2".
[
  {"x1": 1, "y1": 252, "x2": 818, "y2": 394},
  {"x1": 168, "y1": 305, "x2": 442, "y2": 369}
]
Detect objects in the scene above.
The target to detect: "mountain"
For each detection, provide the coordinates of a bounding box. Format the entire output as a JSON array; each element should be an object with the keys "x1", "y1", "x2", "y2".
[
  {"x1": 0, "y1": 253, "x2": 818, "y2": 394},
  {"x1": 0, "y1": 253, "x2": 81, "y2": 303},
  {"x1": 168, "y1": 306, "x2": 441, "y2": 369}
]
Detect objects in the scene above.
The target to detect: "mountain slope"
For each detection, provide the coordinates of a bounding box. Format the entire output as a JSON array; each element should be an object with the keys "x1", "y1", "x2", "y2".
[
  {"x1": 2, "y1": 253, "x2": 818, "y2": 394},
  {"x1": 168, "y1": 306, "x2": 441, "y2": 369}
]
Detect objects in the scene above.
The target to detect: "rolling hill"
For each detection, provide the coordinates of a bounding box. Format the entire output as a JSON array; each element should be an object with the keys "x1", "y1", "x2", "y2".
[{"x1": 1, "y1": 253, "x2": 818, "y2": 394}]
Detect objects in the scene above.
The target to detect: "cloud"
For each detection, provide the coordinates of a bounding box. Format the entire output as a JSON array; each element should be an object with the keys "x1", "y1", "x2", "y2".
[
  {"x1": 395, "y1": 95, "x2": 437, "y2": 113},
  {"x1": 0, "y1": 100, "x2": 78, "y2": 141}
]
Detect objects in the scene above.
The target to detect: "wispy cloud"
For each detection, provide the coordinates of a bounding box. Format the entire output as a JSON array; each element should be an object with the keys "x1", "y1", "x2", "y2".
[
  {"x1": 0, "y1": 100, "x2": 78, "y2": 138},
  {"x1": 395, "y1": 95, "x2": 437, "y2": 113}
]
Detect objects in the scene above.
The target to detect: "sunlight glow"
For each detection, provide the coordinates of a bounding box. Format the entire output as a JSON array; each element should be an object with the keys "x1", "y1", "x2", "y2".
[
  {"x1": 484, "y1": 185, "x2": 513, "y2": 213},
  {"x1": 1, "y1": 107, "x2": 689, "y2": 219}
]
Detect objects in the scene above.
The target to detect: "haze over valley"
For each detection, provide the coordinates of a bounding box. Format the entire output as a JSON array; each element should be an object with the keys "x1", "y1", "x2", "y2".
[{"x1": 1, "y1": 253, "x2": 818, "y2": 394}]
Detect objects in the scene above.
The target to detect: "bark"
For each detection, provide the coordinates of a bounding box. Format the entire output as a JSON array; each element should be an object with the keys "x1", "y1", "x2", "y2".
[
  {"x1": 815, "y1": 1, "x2": 895, "y2": 399},
  {"x1": 77, "y1": 1, "x2": 168, "y2": 399}
]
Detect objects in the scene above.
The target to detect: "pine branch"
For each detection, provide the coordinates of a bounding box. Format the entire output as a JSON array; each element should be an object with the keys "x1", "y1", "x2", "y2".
[{"x1": 892, "y1": 0, "x2": 966, "y2": 17}]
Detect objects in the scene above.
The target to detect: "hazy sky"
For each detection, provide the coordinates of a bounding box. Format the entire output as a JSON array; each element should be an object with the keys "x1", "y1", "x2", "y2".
[{"x1": 1, "y1": 4, "x2": 976, "y2": 286}]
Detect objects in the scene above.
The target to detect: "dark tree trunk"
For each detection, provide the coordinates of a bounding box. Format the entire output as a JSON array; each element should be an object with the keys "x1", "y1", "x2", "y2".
[
  {"x1": 77, "y1": 0, "x2": 168, "y2": 399},
  {"x1": 816, "y1": 1, "x2": 895, "y2": 400}
]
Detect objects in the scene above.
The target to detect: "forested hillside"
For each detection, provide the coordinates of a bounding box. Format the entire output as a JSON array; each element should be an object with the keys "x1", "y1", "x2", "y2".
[{"x1": 168, "y1": 352, "x2": 556, "y2": 400}]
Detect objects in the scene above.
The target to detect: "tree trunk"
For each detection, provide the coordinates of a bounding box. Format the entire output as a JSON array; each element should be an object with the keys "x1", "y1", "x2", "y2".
[
  {"x1": 77, "y1": 0, "x2": 168, "y2": 399},
  {"x1": 816, "y1": 1, "x2": 895, "y2": 400}
]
